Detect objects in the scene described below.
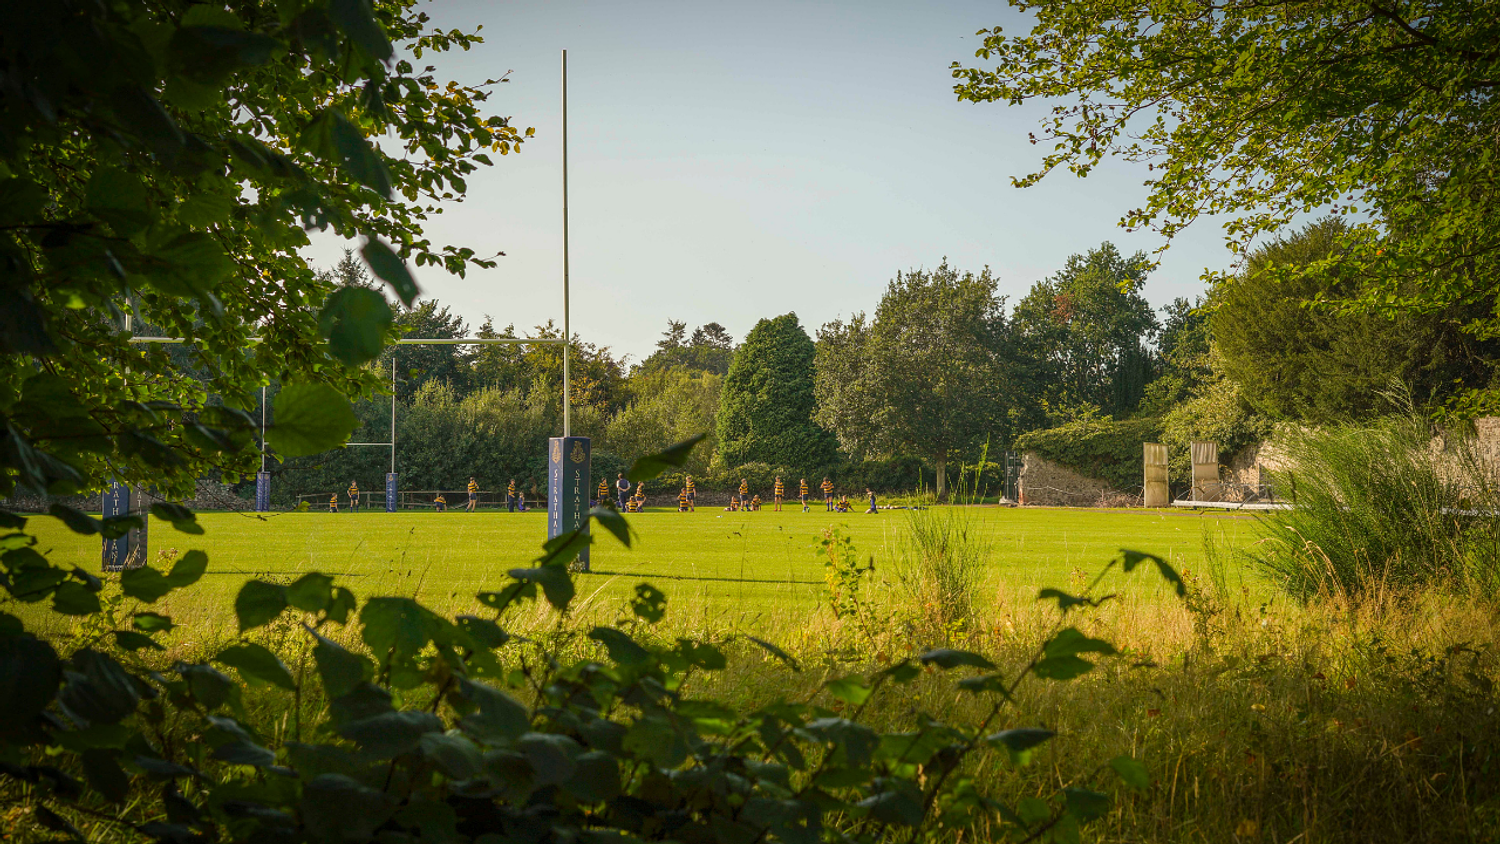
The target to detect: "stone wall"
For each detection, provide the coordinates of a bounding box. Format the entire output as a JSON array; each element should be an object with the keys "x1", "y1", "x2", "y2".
[
  {"x1": 1018, "y1": 452, "x2": 1132, "y2": 507},
  {"x1": 2, "y1": 480, "x2": 252, "y2": 514}
]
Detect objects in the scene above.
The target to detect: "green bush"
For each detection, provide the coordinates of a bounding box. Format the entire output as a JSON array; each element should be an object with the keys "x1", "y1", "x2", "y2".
[
  {"x1": 1015, "y1": 417, "x2": 1164, "y2": 493},
  {"x1": 1249, "y1": 416, "x2": 1500, "y2": 600}
]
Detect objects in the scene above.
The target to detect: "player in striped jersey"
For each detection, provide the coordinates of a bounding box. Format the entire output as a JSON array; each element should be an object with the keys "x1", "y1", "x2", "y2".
[
  {"x1": 434, "y1": 493, "x2": 447, "y2": 512},
  {"x1": 329, "y1": 493, "x2": 339, "y2": 513},
  {"x1": 597, "y1": 478, "x2": 609, "y2": 507},
  {"x1": 684, "y1": 476, "x2": 696, "y2": 511},
  {"x1": 466, "y1": 477, "x2": 479, "y2": 512},
  {"x1": 738, "y1": 478, "x2": 749, "y2": 502},
  {"x1": 347, "y1": 480, "x2": 359, "y2": 512},
  {"x1": 799, "y1": 478, "x2": 809, "y2": 512},
  {"x1": 820, "y1": 477, "x2": 834, "y2": 511},
  {"x1": 678, "y1": 488, "x2": 690, "y2": 511},
  {"x1": 773, "y1": 476, "x2": 785, "y2": 511}
]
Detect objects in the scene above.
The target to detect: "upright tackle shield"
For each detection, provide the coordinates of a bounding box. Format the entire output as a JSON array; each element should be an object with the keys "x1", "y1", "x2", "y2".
[
  {"x1": 547, "y1": 437, "x2": 591, "y2": 570},
  {"x1": 102, "y1": 482, "x2": 148, "y2": 572},
  {"x1": 255, "y1": 472, "x2": 271, "y2": 512},
  {"x1": 385, "y1": 473, "x2": 399, "y2": 513}
]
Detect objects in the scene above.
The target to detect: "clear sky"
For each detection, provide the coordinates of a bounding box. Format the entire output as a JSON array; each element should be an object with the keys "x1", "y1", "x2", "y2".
[{"x1": 304, "y1": 0, "x2": 1236, "y2": 365}]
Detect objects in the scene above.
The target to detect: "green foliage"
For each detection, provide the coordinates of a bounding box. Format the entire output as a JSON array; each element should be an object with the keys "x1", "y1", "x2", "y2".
[
  {"x1": 1159, "y1": 369, "x2": 1272, "y2": 484},
  {"x1": 815, "y1": 261, "x2": 1012, "y2": 498},
  {"x1": 1011, "y1": 244, "x2": 1158, "y2": 420},
  {"x1": 0, "y1": 0, "x2": 530, "y2": 503},
  {"x1": 0, "y1": 445, "x2": 1178, "y2": 844},
  {"x1": 1212, "y1": 219, "x2": 1500, "y2": 423},
  {"x1": 717, "y1": 313, "x2": 836, "y2": 470},
  {"x1": 603, "y1": 367, "x2": 721, "y2": 475},
  {"x1": 953, "y1": 1, "x2": 1500, "y2": 403},
  {"x1": 1249, "y1": 416, "x2": 1500, "y2": 600},
  {"x1": 1016, "y1": 416, "x2": 1164, "y2": 493},
  {"x1": 637, "y1": 320, "x2": 735, "y2": 377}
]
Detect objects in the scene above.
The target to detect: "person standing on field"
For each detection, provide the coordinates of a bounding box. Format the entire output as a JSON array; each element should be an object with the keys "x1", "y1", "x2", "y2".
[
  {"x1": 773, "y1": 475, "x2": 785, "y2": 512},
  {"x1": 738, "y1": 478, "x2": 749, "y2": 503},
  {"x1": 347, "y1": 479, "x2": 359, "y2": 512},
  {"x1": 678, "y1": 487, "x2": 690, "y2": 512},
  {"x1": 616, "y1": 473, "x2": 630, "y2": 509},
  {"x1": 506, "y1": 479, "x2": 518, "y2": 512},
  {"x1": 597, "y1": 478, "x2": 609, "y2": 508},
  {"x1": 685, "y1": 475, "x2": 696, "y2": 511},
  {"x1": 865, "y1": 487, "x2": 877, "y2": 514},
  {"x1": 799, "y1": 478, "x2": 809, "y2": 512},
  {"x1": 466, "y1": 476, "x2": 479, "y2": 512},
  {"x1": 821, "y1": 476, "x2": 834, "y2": 511}
]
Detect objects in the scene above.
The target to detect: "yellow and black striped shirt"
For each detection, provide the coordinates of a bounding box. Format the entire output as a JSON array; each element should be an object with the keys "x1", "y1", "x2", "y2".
[
  {"x1": 821, "y1": 480, "x2": 833, "y2": 496},
  {"x1": 598, "y1": 480, "x2": 609, "y2": 499},
  {"x1": 468, "y1": 480, "x2": 480, "y2": 494},
  {"x1": 774, "y1": 479, "x2": 784, "y2": 497},
  {"x1": 348, "y1": 483, "x2": 358, "y2": 496},
  {"x1": 738, "y1": 480, "x2": 749, "y2": 496},
  {"x1": 506, "y1": 480, "x2": 516, "y2": 496},
  {"x1": 799, "y1": 480, "x2": 809, "y2": 497},
  {"x1": 678, "y1": 491, "x2": 689, "y2": 508},
  {"x1": 685, "y1": 478, "x2": 695, "y2": 494},
  {"x1": 435, "y1": 495, "x2": 446, "y2": 504}
]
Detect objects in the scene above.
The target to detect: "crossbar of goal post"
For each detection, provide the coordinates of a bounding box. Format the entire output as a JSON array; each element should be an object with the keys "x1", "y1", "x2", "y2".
[{"x1": 122, "y1": 335, "x2": 570, "y2": 516}]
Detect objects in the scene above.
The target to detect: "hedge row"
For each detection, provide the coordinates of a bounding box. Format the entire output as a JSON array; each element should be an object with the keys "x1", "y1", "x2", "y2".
[{"x1": 1015, "y1": 416, "x2": 1164, "y2": 493}]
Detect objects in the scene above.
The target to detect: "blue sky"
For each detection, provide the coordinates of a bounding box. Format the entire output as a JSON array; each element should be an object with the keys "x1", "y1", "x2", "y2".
[{"x1": 305, "y1": 0, "x2": 1236, "y2": 364}]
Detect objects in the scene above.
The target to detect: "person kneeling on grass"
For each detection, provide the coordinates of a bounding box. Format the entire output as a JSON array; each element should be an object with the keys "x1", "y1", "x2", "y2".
[
  {"x1": 835, "y1": 495, "x2": 850, "y2": 513},
  {"x1": 329, "y1": 493, "x2": 338, "y2": 513},
  {"x1": 866, "y1": 487, "x2": 877, "y2": 514},
  {"x1": 750, "y1": 494, "x2": 762, "y2": 511},
  {"x1": 517, "y1": 490, "x2": 528, "y2": 512},
  {"x1": 434, "y1": 493, "x2": 447, "y2": 513}
]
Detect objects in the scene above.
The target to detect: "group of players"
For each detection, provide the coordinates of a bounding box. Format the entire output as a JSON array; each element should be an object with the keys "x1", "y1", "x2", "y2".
[
  {"x1": 607, "y1": 474, "x2": 876, "y2": 515},
  {"x1": 329, "y1": 477, "x2": 528, "y2": 513},
  {"x1": 329, "y1": 474, "x2": 877, "y2": 515}
]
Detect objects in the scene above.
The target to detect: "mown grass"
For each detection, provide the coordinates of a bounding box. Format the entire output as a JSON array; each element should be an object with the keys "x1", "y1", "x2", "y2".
[{"x1": 20, "y1": 505, "x2": 1255, "y2": 640}]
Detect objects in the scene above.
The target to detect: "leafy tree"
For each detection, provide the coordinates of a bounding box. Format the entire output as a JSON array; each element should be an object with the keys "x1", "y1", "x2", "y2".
[
  {"x1": 716, "y1": 313, "x2": 835, "y2": 470},
  {"x1": 635, "y1": 320, "x2": 734, "y2": 378},
  {"x1": 470, "y1": 320, "x2": 627, "y2": 416},
  {"x1": 605, "y1": 369, "x2": 722, "y2": 475},
  {"x1": 952, "y1": 1, "x2": 1500, "y2": 404},
  {"x1": 0, "y1": 0, "x2": 530, "y2": 505},
  {"x1": 1011, "y1": 244, "x2": 1158, "y2": 420},
  {"x1": 816, "y1": 262, "x2": 1011, "y2": 498},
  {"x1": 1212, "y1": 219, "x2": 1500, "y2": 422},
  {"x1": 1139, "y1": 297, "x2": 1211, "y2": 415},
  {"x1": 384, "y1": 300, "x2": 472, "y2": 402}
]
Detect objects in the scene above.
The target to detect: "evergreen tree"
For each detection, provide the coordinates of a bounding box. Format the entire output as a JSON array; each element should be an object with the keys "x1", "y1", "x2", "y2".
[{"x1": 716, "y1": 314, "x2": 835, "y2": 470}]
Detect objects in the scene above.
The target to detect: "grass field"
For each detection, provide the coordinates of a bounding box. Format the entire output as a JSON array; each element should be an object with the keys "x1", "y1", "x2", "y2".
[{"x1": 22, "y1": 505, "x2": 1258, "y2": 639}]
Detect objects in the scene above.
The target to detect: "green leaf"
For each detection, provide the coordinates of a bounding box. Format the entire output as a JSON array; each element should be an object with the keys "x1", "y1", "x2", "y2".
[
  {"x1": 626, "y1": 434, "x2": 706, "y2": 484},
  {"x1": 1063, "y1": 787, "x2": 1110, "y2": 821},
  {"x1": 455, "y1": 678, "x2": 529, "y2": 742},
  {"x1": 518, "y1": 733, "x2": 581, "y2": 785},
  {"x1": 133, "y1": 612, "x2": 175, "y2": 633},
  {"x1": 588, "y1": 627, "x2": 651, "y2": 667},
  {"x1": 301, "y1": 774, "x2": 398, "y2": 843},
  {"x1": 0, "y1": 636, "x2": 62, "y2": 731},
  {"x1": 919, "y1": 648, "x2": 996, "y2": 670},
  {"x1": 825, "y1": 674, "x2": 873, "y2": 706},
  {"x1": 1109, "y1": 755, "x2": 1150, "y2": 790},
  {"x1": 0, "y1": 177, "x2": 46, "y2": 226},
  {"x1": 329, "y1": 0, "x2": 394, "y2": 60},
  {"x1": 508, "y1": 561, "x2": 574, "y2": 611},
  {"x1": 1038, "y1": 588, "x2": 1095, "y2": 612},
  {"x1": 86, "y1": 167, "x2": 154, "y2": 236},
  {"x1": 165, "y1": 550, "x2": 207, "y2": 587},
  {"x1": 49, "y1": 503, "x2": 100, "y2": 535},
  {"x1": 986, "y1": 727, "x2": 1055, "y2": 752},
  {"x1": 858, "y1": 782, "x2": 925, "y2": 827},
  {"x1": 150, "y1": 502, "x2": 203, "y2": 535},
  {"x1": 1044, "y1": 627, "x2": 1117, "y2": 659},
  {"x1": 52, "y1": 581, "x2": 101, "y2": 616},
  {"x1": 630, "y1": 583, "x2": 665, "y2": 622},
  {"x1": 1122, "y1": 549, "x2": 1186, "y2": 596},
  {"x1": 745, "y1": 635, "x2": 800, "y2": 671},
  {"x1": 267, "y1": 383, "x2": 359, "y2": 456},
  {"x1": 212, "y1": 740, "x2": 277, "y2": 767},
  {"x1": 177, "y1": 663, "x2": 236, "y2": 712},
  {"x1": 311, "y1": 632, "x2": 369, "y2": 699},
  {"x1": 285, "y1": 572, "x2": 334, "y2": 612},
  {"x1": 318, "y1": 287, "x2": 393, "y2": 367},
  {"x1": 1032, "y1": 654, "x2": 1094, "y2": 680},
  {"x1": 362, "y1": 237, "x2": 418, "y2": 305},
  {"x1": 339, "y1": 710, "x2": 443, "y2": 757},
  {"x1": 418, "y1": 732, "x2": 482, "y2": 780},
  {"x1": 216, "y1": 643, "x2": 296, "y2": 690},
  {"x1": 591, "y1": 504, "x2": 632, "y2": 547},
  {"x1": 81, "y1": 750, "x2": 130, "y2": 803},
  {"x1": 234, "y1": 580, "x2": 287, "y2": 633},
  {"x1": 113, "y1": 630, "x2": 163, "y2": 651},
  {"x1": 455, "y1": 615, "x2": 509, "y2": 649},
  {"x1": 120, "y1": 551, "x2": 207, "y2": 603}
]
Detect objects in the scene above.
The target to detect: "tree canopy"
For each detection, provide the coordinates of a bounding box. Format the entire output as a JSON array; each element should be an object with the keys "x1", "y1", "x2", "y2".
[
  {"x1": 952, "y1": 1, "x2": 1500, "y2": 408},
  {"x1": 0, "y1": 0, "x2": 530, "y2": 505},
  {"x1": 716, "y1": 314, "x2": 834, "y2": 471}
]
